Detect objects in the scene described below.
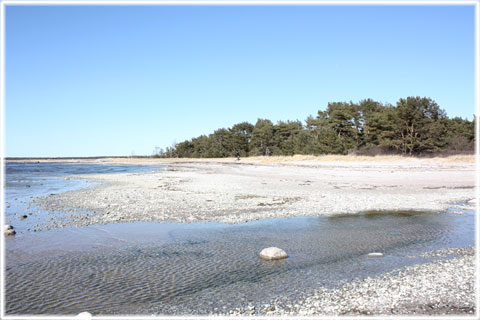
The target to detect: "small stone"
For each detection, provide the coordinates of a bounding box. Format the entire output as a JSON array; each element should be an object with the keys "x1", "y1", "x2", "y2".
[
  {"x1": 265, "y1": 304, "x2": 275, "y2": 311},
  {"x1": 4, "y1": 225, "x2": 16, "y2": 236},
  {"x1": 367, "y1": 252, "x2": 384, "y2": 258},
  {"x1": 20, "y1": 214, "x2": 28, "y2": 219},
  {"x1": 259, "y1": 247, "x2": 288, "y2": 260}
]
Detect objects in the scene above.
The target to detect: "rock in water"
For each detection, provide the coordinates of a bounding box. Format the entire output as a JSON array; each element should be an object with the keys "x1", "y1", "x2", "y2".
[
  {"x1": 367, "y1": 252, "x2": 384, "y2": 258},
  {"x1": 76, "y1": 311, "x2": 92, "y2": 319},
  {"x1": 259, "y1": 247, "x2": 288, "y2": 260},
  {"x1": 4, "y1": 225, "x2": 16, "y2": 236}
]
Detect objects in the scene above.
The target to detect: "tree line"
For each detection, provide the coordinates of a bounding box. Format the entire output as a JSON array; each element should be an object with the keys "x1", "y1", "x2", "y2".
[{"x1": 158, "y1": 96, "x2": 475, "y2": 158}]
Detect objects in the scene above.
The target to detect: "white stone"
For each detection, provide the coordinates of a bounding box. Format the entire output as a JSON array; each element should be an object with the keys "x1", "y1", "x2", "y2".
[
  {"x1": 367, "y1": 252, "x2": 384, "y2": 258},
  {"x1": 4, "y1": 225, "x2": 15, "y2": 236},
  {"x1": 259, "y1": 247, "x2": 288, "y2": 260},
  {"x1": 76, "y1": 311, "x2": 92, "y2": 319}
]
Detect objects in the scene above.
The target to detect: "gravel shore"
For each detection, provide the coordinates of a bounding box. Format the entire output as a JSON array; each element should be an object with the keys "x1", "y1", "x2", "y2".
[
  {"x1": 229, "y1": 247, "x2": 476, "y2": 316},
  {"x1": 34, "y1": 158, "x2": 475, "y2": 229}
]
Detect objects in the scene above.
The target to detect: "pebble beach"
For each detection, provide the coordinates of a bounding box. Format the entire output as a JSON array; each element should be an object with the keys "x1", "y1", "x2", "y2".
[
  {"x1": 230, "y1": 248, "x2": 475, "y2": 316},
  {"x1": 6, "y1": 156, "x2": 477, "y2": 316},
  {"x1": 33, "y1": 156, "x2": 476, "y2": 228}
]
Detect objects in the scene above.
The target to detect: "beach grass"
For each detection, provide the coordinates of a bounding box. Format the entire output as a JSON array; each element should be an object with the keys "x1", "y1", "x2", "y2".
[
  {"x1": 14, "y1": 154, "x2": 475, "y2": 164},
  {"x1": 143, "y1": 154, "x2": 475, "y2": 164}
]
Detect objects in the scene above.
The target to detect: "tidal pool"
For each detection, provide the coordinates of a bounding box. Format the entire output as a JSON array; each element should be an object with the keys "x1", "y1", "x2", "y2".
[{"x1": 5, "y1": 208, "x2": 474, "y2": 315}]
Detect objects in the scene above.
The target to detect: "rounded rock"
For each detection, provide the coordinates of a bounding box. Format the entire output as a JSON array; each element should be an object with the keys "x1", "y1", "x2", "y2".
[
  {"x1": 76, "y1": 311, "x2": 92, "y2": 319},
  {"x1": 259, "y1": 247, "x2": 288, "y2": 260},
  {"x1": 4, "y1": 225, "x2": 16, "y2": 236}
]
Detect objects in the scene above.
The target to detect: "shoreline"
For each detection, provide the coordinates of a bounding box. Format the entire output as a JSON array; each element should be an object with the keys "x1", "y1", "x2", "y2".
[
  {"x1": 5, "y1": 159, "x2": 477, "y2": 316},
  {"x1": 230, "y1": 247, "x2": 475, "y2": 316},
  {"x1": 31, "y1": 158, "x2": 475, "y2": 229},
  {"x1": 6, "y1": 153, "x2": 476, "y2": 164}
]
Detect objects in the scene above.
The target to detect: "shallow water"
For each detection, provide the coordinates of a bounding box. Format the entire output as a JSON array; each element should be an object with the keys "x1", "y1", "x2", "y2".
[
  {"x1": 5, "y1": 162, "x2": 162, "y2": 233},
  {"x1": 5, "y1": 209, "x2": 474, "y2": 315}
]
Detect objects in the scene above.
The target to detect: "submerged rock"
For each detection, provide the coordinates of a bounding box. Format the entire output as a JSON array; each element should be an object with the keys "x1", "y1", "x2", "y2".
[
  {"x1": 367, "y1": 252, "x2": 384, "y2": 258},
  {"x1": 4, "y1": 224, "x2": 16, "y2": 236},
  {"x1": 259, "y1": 247, "x2": 288, "y2": 260}
]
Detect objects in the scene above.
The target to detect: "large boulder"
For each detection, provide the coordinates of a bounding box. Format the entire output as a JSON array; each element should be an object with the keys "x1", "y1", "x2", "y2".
[{"x1": 259, "y1": 247, "x2": 288, "y2": 260}]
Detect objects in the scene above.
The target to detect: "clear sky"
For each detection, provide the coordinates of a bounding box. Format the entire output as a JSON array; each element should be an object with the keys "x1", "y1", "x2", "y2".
[{"x1": 5, "y1": 4, "x2": 476, "y2": 157}]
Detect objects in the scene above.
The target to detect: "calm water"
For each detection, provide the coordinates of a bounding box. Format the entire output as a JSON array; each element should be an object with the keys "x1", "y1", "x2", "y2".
[
  {"x1": 5, "y1": 161, "x2": 162, "y2": 233},
  {"x1": 4, "y1": 162, "x2": 476, "y2": 315}
]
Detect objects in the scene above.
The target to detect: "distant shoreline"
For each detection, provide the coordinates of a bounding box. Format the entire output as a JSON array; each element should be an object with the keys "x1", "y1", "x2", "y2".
[
  {"x1": 5, "y1": 154, "x2": 475, "y2": 164},
  {"x1": 5, "y1": 156, "x2": 152, "y2": 160}
]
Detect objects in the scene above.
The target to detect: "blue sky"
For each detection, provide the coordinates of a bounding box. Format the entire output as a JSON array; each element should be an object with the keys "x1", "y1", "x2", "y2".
[{"x1": 5, "y1": 4, "x2": 476, "y2": 157}]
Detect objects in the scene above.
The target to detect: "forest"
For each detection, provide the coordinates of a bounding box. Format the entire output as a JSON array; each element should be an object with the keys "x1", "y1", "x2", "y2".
[{"x1": 159, "y1": 96, "x2": 475, "y2": 158}]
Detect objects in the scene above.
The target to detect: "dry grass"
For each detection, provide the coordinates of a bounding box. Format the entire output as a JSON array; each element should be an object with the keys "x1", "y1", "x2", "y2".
[
  {"x1": 246, "y1": 154, "x2": 405, "y2": 163},
  {"x1": 244, "y1": 154, "x2": 476, "y2": 163},
  {"x1": 145, "y1": 154, "x2": 475, "y2": 164},
  {"x1": 11, "y1": 154, "x2": 475, "y2": 164},
  {"x1": 437, "y1": 154, "x2": 476, "y2": 163}
]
